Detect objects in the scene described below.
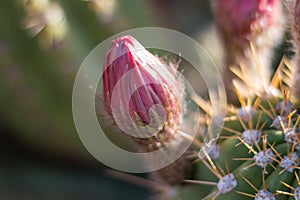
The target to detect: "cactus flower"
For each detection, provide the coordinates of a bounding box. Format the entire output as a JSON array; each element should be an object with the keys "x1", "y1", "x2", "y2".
[{"x1": 103, "y1": 35, "x2": 184, "y2": 149}]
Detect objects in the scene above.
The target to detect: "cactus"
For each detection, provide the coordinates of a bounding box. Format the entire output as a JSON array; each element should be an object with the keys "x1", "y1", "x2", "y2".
[
  {"x1": 100, "y1": 1, "x2": 300, "y2": 200},
  {"x1": 103, "y1": 41, "x2": 300, "y2": 199},
  {"x1": 4, "y1": 0, "x2": 300, "y2": 199},
  {"x1": 170, "y1": 1, "x2": 300, "y2": 200},
  {"x1": 179, "y1": 72, "x2": 300, "y2": 200}
]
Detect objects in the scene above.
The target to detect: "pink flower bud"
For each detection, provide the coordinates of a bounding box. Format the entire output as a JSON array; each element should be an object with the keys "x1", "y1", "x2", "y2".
[
  {"x1": 102, "y1": 35, "x2": 198, "y2": 186},
  {"x1": 103, "y1": 35, "x2": 183, "y2": 148}
]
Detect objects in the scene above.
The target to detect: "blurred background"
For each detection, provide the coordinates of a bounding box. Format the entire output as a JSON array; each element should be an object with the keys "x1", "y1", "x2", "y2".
[{"x1": 0, "y1": 0, "x2": 216, "y2": 199}]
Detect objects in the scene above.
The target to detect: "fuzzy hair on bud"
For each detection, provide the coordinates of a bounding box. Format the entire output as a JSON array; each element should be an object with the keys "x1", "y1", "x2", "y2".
[
  {"x1": 101, "y1": 35, "x2": 195, "y2": 186},
  {"x1": 102, "y1": 35, "x2": 184, "y2": 150}
]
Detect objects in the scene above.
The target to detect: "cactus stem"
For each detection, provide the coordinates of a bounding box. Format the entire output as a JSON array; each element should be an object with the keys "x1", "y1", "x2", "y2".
[
  {"x1": 276, "y1": 179, "x2": 300, "y2": 198},
  {"x1": 236, "y1": 176, "x2": 259, "y2": 198},
  {"x1": 203, "y1": 190, "x2": 219, "y2": 200},
  {"x1": 268, "y1": 144, "x2": 283, "y2": 162},
  {"x1": 238, "y1": 173, "x2": 276, "y2": 200},
  {"x1": 201, "y1": 152, "x2": 223, "y2": 180},
  {"x1": 195, "y1": 150, "x2": 238, "y2": 197},
  {"x1": 276, "y1": 172, "x2": 300, "y2": 200}
]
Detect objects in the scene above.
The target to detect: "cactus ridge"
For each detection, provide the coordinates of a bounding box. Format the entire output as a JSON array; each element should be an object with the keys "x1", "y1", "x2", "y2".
[{"x1": 177, "y1": 56, "x2": 300, "y2": 200}]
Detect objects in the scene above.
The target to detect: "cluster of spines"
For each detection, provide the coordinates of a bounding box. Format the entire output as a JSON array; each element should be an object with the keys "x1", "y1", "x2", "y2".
[{"x1": 181, "y1": 59, "x2": 300, "y2": 200}]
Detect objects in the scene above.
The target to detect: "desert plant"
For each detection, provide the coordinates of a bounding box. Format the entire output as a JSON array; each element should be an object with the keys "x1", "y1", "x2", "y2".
[
  {"x1": 172, "y1": 1, "x2": 300, "y2": 199},
  {"x1": 102, "y1": 1, "x2": 300, "y2": 200}
]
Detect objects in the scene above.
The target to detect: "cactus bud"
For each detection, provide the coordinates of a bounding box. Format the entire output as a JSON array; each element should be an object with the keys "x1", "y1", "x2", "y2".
[
  {"x1": 103, "y1": 35, "x2": 183, "y2": 150},
  {"x1": 102, "y1": 35, "x2": 194, "y2": 185}
]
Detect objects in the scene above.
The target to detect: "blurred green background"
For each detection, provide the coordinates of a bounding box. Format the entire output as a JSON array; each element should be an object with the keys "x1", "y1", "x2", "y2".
[{"x1": 0, "y1": 0, "x2": 214, "y2": 199}]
